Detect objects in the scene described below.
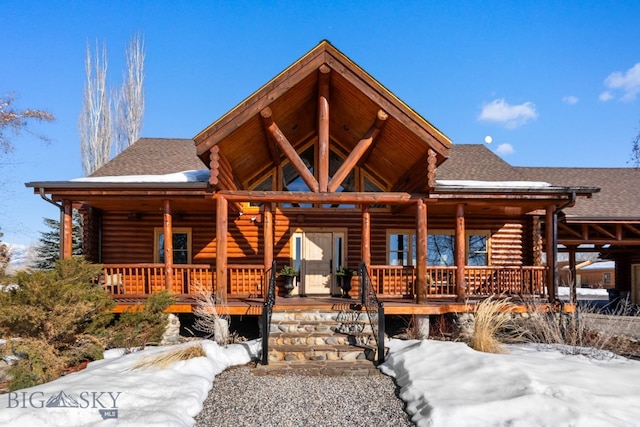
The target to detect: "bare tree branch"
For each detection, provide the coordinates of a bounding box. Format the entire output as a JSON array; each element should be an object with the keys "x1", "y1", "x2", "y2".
[
  {"x1": 0, "y1": 93, "x2": 54, "y2": 155},
  {"x1": 79, "y1": 41, "x2": 113, "y2": 176},
  {"x1": 115, "y1": 33, "x2": 145, "y2": 154}
]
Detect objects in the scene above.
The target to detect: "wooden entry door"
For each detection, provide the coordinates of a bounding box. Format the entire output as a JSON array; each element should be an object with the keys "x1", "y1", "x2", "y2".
[{"x1": 303, "y1": 232, "x2": 334, "y2": 295}]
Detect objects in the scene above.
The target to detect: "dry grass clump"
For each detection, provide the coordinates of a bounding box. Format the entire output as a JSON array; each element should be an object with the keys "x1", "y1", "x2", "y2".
[
  {"x1": 515, "y1": 298, "x2": 639, "y2": 357},
  {"x1": 131, "y1": 343, "x2": 206, "y2": 370},
  {"x1": 466, "y1": 295, "x2": 517, "y2": 354},
  {"x1": 190, "y1": 284, "x2": 239, "y2": 346}
]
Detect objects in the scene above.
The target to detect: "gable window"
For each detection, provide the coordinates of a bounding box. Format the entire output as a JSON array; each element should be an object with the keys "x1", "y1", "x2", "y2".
[
  {"x1": 281, "y1": 145, "x2": 314, "y2": 208},
  {"x1": 387, "y1": 230, "x2": 489, "y2": 266},
  {"x1": 249, "y1": 174, "x2": 273, "y2": 207},
  {"x1": 154, "y1": 227, "x2": 192, "y2": 264},
  {"x1": 323, "y1": 149, "x2": 355, "y2": 208}
]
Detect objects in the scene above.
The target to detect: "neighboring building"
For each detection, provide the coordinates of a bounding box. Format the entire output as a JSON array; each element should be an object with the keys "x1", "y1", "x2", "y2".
[
  {"x1": 559, "y1": 260, "x2": 616, "y2": 289},
  {"x1": 27, "y1": 41, "x2": 640, "y2": 313}
]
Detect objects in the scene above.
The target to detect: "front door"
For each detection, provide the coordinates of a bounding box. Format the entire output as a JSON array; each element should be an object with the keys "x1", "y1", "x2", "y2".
[{"x1": 303, "y1": 232, "x2": 334, "y2": 295}]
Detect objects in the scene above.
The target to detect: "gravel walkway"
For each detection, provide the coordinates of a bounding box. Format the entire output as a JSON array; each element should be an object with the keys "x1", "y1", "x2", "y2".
[{"x1": 195, "y1": 366, "x2": 413, "y2": 427}]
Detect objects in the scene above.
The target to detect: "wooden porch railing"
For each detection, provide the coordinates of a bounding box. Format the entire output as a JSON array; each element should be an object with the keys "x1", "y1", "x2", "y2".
[
  {"x1": 368, "y1": 265, "x2": 547, "y2": 298},
  {"x1": 102, "y1": 264, "x2": 264, "y2": 297},
  {"x1": 465, "y1": 266, "x2": 547, "y2": 297},
  {"x1": 101, "y1": 264, "x2": 547, "y2": 300}
]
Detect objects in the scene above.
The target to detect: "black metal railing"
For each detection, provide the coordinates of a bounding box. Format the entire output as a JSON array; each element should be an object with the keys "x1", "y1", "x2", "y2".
[
  {"x1": 359, "y1": 261, "x2": 385, "y2": 364},
  {"x1": 261, "y1": 261, "x2": 277, "y2": 365}
]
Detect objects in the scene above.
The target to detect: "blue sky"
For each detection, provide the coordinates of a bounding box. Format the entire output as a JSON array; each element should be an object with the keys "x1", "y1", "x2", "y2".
[{"x1": 2, "y1": 1, "x2": 640, "y2": 246}]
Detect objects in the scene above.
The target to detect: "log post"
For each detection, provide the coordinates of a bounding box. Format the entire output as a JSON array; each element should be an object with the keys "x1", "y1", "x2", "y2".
[
  {"x1": 568, "y1": 245, "x2": 577, "y2": 304},
  {"x1": 62, "y1": 200, "x2": 73, "y2": 259},
  {"x1": 318, "y1": 65, "x2": 330, "y2": 192},
  {"x1": 216, "y1": 195, "x2": 228, "y2": 303},
  {"x1": 455, "y1": 204, "x2": 466, "y2": 302},
  {"x1": 546, "y1": 204, "x2": 557, "y2": 302},
  {"x1": 361, "y1": 204, "x2": 371, "y2": 268},
  {"x1": 163, "y1": 200, "x2": 173, "y2": 291},
  {"x1": 416, "y1": 199, "x2": 428, "y2": 303},
  {"x1": 263, "y1": 202, "x2": 274, "y2": 290}
]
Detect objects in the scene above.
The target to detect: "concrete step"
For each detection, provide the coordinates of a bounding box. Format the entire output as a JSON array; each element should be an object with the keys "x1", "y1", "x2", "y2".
[{"x1": 252, "y1": 360, "x2": 382, "y2": 377}]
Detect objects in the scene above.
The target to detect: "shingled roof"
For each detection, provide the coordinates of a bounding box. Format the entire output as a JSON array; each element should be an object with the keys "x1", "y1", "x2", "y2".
[
  {"x1": 435, "y1": 144, "x2": 640, "y2": 220},
  {"x1": 518, "y1": 166, "x2": 640, "y2": 220},
  {"x1": 436, "y1": 145, "x2": 527, "y2": 181},
  {"x1": 89, "y1": 138, "x2": 205, "y2": 177}
]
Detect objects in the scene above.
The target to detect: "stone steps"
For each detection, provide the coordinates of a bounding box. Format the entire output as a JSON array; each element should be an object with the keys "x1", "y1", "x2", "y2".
[{"x1": 261, "y1": 308, "x2": 379, "y2": 372}]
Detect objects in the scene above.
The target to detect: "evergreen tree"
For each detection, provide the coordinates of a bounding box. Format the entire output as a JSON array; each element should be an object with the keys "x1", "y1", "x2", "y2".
[{"x1": 32, "y1": 211, "x2": 83, "y2": 270}]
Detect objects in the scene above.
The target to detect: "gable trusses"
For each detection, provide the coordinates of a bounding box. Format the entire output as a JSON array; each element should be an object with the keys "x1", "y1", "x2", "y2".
[{"x1": 194, "y1": 41, "x2": 452, "y2": 193}]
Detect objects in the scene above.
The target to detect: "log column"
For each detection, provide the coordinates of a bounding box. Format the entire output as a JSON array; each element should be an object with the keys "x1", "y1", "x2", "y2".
[
  {"x1": 216, "y1": 195, "x2": 228, "y2": 303},
  {"x1": 61, "y1": 200, "x2": 73, "y2": 259},
  {"x1": 568, "y1": 246, "x2": 577, "y2": 304},
  {"x1": 318, "y1": 65, "x2": 330, "y2": 192},
  {"x1": 415, "y1": 199, "x2": 428, "y2": 303},
  {"x1": 546, "y1": 204, "x2": 558, "y2": 302},
  {"x1": 361, "y1": 204, "x2": 371, "y2": 267},
  {"x1": 263, "y1": 202, "x2": 274, "y2": 283},
  {"x1": 455, "y1": 204, "x2": 466, "y2": 302},
  {"x1": 163, "y1": 200, "x2": 173, "y2": 291}
]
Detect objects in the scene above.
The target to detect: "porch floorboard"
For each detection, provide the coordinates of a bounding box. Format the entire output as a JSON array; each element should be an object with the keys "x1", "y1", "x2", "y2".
[{"x1": 111, "y1": 295, "x2": 573, "y2": 315}]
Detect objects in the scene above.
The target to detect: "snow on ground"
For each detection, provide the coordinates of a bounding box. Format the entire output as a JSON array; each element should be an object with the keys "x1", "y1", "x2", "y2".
[
  {"x1": 0, "y1": 340, "x2": 260, "y2": 427},
  {"x1": 380, "y1": 339, "x2": 640, "y2": 427},
  {"x1": 2, "y1": 337, "x2": 640, "y2": 426},
  {"x1": 558, "y1": 286, "x2": 609, "y2": 299}
]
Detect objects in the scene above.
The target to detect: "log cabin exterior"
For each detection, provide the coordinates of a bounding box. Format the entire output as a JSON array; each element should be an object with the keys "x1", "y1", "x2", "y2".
[{"x1": 27, "y1": 41, "x2": 606, "y2": 315}]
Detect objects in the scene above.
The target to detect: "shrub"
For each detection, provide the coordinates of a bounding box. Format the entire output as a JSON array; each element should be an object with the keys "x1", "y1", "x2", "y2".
[
  {"x1": 0, "y1": 258, "x2": 113, "y2": 345},
  {"x1": 0, "y1": 258, "x2": 115, "y2": 390},
  {"x1": 102, "y1": 291, "x2": 175, "y2": 351},
  {"x1": 1, "y1": 338, "x2": 64, "y2": 391}
]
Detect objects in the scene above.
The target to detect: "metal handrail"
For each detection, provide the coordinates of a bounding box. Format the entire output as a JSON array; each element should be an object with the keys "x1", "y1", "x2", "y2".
[
  {"x1": 359, "y1": 261, "x2": 385, "y2": 364},
  {"x1": 261, "y1": 261, "x2": 277, "y2": 365}
]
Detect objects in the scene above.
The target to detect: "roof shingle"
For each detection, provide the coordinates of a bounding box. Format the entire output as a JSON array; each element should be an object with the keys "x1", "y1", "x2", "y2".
[{"x1": 90, "y1": 138, "x2": 204, "y2": 177}]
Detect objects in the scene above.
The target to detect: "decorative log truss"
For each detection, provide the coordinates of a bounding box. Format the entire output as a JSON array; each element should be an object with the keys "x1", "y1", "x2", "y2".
[{"x1": 557, "y1": 221, "x2": 640, "y2": 246}]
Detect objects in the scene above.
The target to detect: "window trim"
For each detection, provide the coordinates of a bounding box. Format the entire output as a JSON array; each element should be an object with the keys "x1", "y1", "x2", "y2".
[{"x1": 154, "y1": 227, "x2": 192, "y2": 264}]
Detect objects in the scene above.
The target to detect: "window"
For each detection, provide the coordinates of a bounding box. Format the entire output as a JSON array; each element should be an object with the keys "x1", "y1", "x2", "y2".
[
  {"x1": 249, "y1": 174, "x2": 273, "y2": 207},
  {"x1": 387, "y1": 230, "x2": 489, "y2": 266},
  {"x1": 389, "y1": 233, "x2": 412, "y2": 266},
  {"x1": 154, "y1": 227, "x2": 192, "y2": 264},
  {"x1": 603, "y1": 272, "x2": 612, "y2": 285}
]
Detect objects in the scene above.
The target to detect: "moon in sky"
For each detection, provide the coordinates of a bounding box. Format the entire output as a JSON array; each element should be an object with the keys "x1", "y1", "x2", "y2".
[{"x1": 484, "y1": 135, "x2": 493, "y2": 144}]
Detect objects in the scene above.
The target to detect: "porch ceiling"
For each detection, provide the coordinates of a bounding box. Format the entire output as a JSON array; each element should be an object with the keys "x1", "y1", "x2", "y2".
[{"x1": 193, "y1": 41, "x2": 452, "y2": 192}]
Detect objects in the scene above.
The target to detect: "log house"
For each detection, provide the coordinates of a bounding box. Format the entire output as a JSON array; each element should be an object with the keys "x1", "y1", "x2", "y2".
[{"x1": 30, "y1": 41, "x2": 640, "y2": 316}]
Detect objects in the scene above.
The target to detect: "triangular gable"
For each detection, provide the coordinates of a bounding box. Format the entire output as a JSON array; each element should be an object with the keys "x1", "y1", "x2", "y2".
[{"x1": 193, "y1": 40, "x2": 451, "y2": 193}]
